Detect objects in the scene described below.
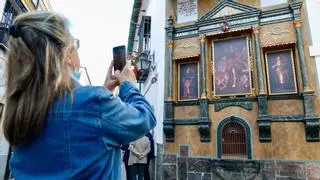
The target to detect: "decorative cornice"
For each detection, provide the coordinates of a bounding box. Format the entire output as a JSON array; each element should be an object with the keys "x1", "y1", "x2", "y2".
[
  {"x1": 271, "y1": 115, "x2": 304, "y2": 122},
  {"x1": 267, "y1": 94, "x2": 302, "y2": 100},
  {"x1": 289, "y1": 1, "x2": 303, "y2": 20},
  {"x1": 174, "y1": 119, "x2": 199, "y2": 125},
  {"x1": 173, "y1": 54, "x2": 200, "y2": 61},
  {"x1": 205, "y1": 26, "x2": 252, "y2": 37},
  {"x1": 262, "y1": 41, "x2": 296, "y2": 48},
  {"x1": 175, "y1": 100, "x2": 199, "y2": 106},
  {"x1": 215, "y1": 101, "x2": 253, "y2": 112}
]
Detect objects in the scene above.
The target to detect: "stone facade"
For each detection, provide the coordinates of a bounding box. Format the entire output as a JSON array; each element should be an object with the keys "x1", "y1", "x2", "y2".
[
  {"x1": 160, "y1": 146, "x2": 320, "y2": 180},
  {"x1": 163, "y1": 0, "x2": 320, "y2": 179}
]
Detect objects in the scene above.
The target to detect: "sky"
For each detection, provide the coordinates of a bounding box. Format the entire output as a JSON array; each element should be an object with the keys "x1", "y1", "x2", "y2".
[{"x1": 50, "y1": 0, "x2": 134, "y2": 85}]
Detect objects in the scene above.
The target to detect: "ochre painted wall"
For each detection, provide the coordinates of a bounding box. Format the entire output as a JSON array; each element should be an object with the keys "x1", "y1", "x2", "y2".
[
  {"x1": 165, "y1": 125, "x2": 215, "y2": 157},
  {"x1": 268, "y1": 100, "x2": 304, "y2": 115},
  {"x1": 198, "y1": 0, "x2": 217, "y2": 17},
  {"x1": 166, "y1": 103, "x2": 320, "y2": 160},
  {"x1": 256, "y1": 123, "x2": 320, "y2": 160},
  {"x1": 236, "y1": 0, "x2": 260, "y2": 8},
  {"x1": 175, "y1": 106, "x2": 200, "y2": 119}
]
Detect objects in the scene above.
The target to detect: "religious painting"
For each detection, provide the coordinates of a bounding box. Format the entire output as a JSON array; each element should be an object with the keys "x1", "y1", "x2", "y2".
[
  {"x1": 212, "y1": 36, "x2": 252, "y2": 97},
  {"x1": 178, "y1": 62, "x2": 199, "y2": 101},
  {"x1": 265, "y1": 49, "x2": 297, "y2": 95}
]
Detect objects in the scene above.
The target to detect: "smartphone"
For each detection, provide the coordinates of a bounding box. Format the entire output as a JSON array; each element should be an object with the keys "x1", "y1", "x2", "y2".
[{"x1": 113, "y1": 45, "x2": 126, "y2": 72}]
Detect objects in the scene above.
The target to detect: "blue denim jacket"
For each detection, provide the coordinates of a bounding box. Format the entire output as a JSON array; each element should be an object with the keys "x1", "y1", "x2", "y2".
[{"x1": 10, "y1": 81, "x2": 157, "y2": 179}]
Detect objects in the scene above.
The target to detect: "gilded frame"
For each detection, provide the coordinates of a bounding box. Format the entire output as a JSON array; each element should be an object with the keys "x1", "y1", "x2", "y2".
[
  {"x1": 211, "y1": 36, "x2": 253, "y2": 97},
  {"x1": 178, "y1": 61, "x2": 200, "y2": 101},
  {"x1": 265, "y1": 49, "x2": 298, "y2": 95}
]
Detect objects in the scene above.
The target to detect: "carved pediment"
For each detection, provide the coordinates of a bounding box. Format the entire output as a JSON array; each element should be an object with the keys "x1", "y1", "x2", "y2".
[
  {"x1": 200, "y1": 0, "x2": 259, "y2": 21},
  {"x1": 212, "y1": 6, "x2": 244, "y2": 18}
]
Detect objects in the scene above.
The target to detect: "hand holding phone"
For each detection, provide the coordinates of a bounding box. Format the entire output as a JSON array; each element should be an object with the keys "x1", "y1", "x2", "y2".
[
  {"x1": 104, "y1": 60, "x2": 119, "y2": 92},
  {"x1": 114, "y1": 63, "x2": 136, "y2": 84}
]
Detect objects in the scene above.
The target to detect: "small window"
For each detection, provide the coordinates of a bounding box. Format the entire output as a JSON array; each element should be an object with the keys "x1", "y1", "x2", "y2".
[
  {"x1": 261, "y1": 0, "x2": 288, "y2": 7},
  {"x1": 221, "y1": 120, "x2": 247, "y2": 158},
  {"x1": 138, "y1": 16, "x2": 151, "y2": 52}
]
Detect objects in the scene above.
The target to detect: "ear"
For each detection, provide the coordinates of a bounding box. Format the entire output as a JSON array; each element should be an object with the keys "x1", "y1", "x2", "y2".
[{"x1": 61, "y1": 51, "x2": 74, "y2": 72}]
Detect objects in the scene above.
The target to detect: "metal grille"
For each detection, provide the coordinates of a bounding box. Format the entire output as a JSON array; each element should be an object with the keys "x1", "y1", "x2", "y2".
[
  {"x1": 221, "y1": 121, "x2": 247, "y2": 158},
  {"x1": 138, "y1": 16, "x2": 151, "y2": 52}
]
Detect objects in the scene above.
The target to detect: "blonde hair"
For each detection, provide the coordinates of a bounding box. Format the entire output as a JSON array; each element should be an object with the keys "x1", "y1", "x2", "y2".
[{"x1": 3, "y1": 11, "x2": 75, "y2": 146}]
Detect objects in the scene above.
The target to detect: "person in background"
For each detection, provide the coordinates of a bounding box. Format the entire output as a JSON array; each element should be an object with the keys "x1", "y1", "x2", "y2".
[
  {"x1": 144, "y1": 132, "x2": 154, "y2": 180},
  {"x1": 2, "y1": 11, "x2": 156, "y2": 179},
  {"x1": 122, "y1": 132, "x2": 154, "y2": 180},
  {"x1": 121, "y1": 144, "x2": 130, "y2": 178},
  {"x1": 127, "y1": 136, "x2": 150, "y2": 180}
]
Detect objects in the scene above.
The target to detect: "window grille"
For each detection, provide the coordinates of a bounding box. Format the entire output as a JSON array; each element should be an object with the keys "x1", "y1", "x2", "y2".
[
  {"x1": 138, "y1": 16, "x2": 151, "y2": 52},
  {"x1": 0, "y1": 1, "x2": 17, "y2": 44},
  {"x1": 221, "y1": 120, "x2": 247, "y2": 158}
]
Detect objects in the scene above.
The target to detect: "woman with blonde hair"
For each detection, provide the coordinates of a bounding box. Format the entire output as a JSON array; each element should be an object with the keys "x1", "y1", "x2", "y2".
[{"x1": 2, "y1": 11, "x2": 156, "y2": 179}]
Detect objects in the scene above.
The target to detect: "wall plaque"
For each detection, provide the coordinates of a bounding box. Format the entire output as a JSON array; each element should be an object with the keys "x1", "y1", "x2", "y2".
[{"x1": 177, "y1": 0, "x2": 198, "y2": 23}]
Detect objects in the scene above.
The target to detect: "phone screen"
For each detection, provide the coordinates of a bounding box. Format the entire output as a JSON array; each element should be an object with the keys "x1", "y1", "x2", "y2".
[{"x1": 113, "y1": 45, "x2": 126, "y2": 72}]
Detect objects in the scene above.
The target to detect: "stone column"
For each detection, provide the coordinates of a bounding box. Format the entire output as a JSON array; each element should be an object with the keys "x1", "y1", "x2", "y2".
[
  {"x1": 167, "y1": 40, "x2": 174, "y2": 100},
  {"x1": 164, "y1": 23, "x2": 175, "y2": 142},
  {"x1": 199, "y1": 35, "x2": 210, "y2": 142},
  {"x1": 290, "y1": 2, "x2": 320, "y2": 141},
  {"x1": 200, "y1": 35, "x2": 207, "y2": 98},
  {"x1": 294, "y1": 20, "x2": 311, "y2": 92},
  {"x1": 253, "y1": 27, "x2": 271, "y2": 142},
  {"x1": 253, "y1": 27, "x2": 266, "y2": 95}
]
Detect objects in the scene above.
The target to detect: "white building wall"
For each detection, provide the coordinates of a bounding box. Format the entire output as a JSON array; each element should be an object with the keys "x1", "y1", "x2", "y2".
[
  {"x1": 141, "y1": 0, "x2": 166, "y2": 145},
  {"x1": 306, "y1": 0, "x2": 320, "y2": 97},
  {"x1": 0, "y1": 0, "x2": 6, "y2": 17}
]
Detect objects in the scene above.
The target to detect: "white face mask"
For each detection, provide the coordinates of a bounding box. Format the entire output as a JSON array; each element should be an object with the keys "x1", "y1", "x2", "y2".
[{"x1": 72, "y1": 71, "x2": 81, "y2": 80}]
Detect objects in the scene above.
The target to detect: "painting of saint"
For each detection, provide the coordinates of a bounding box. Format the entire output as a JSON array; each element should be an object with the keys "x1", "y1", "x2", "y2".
[
  {"x1": 265, "y1": 49, "x2": 297, "y2": 95},
  {"x1": 213, "y1": 37, "x2": 252, "y2": 96},
  {"x1": 178, "y1": 62, "x2": 199, "y2": 101}
]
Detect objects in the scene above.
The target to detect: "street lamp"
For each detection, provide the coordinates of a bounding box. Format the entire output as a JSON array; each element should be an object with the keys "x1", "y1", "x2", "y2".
[{"x1": 135, "y1": 51, "x2": 151, "y2": 83}]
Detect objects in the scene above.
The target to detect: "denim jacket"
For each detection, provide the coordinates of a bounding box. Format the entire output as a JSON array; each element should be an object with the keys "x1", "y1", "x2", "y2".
[{"x1": 10, "y1": 81, "x2": 157, "y2": 180}]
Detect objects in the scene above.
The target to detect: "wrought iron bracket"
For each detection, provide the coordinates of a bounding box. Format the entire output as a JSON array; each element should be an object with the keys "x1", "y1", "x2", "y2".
[
  {"x1": 303, "y1": 93, "x2": 320, "y2": 141},
  {"x1": 257, "y1": 95, "x2": 272, "y2": 142}
]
